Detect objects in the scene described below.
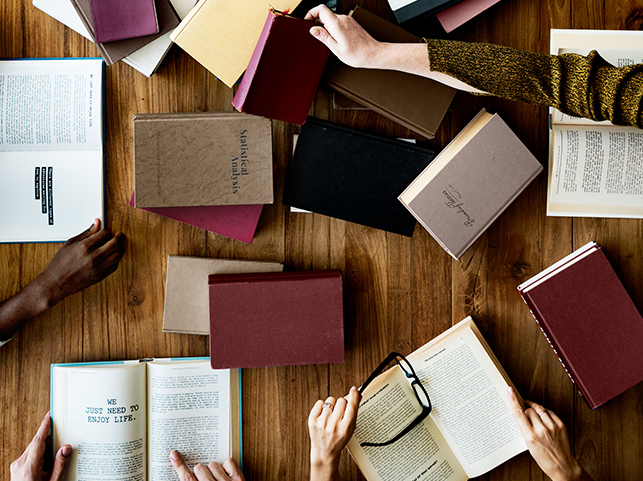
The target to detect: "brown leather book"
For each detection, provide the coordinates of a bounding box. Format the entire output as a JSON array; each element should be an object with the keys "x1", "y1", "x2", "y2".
[
  {"x1": 322, "y1": 6, "x2": 456, "y2": 139},
  {"x1": 208, "y1": 270, "x2": 344, "y2": 369}
]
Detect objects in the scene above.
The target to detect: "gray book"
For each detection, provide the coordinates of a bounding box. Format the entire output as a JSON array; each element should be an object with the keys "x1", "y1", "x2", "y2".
[{"x1": 399, "y1": 109, "x2": 543, "y2": 259}]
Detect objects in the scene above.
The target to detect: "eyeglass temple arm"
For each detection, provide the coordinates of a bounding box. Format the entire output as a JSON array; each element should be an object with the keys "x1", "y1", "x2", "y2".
[
  {"x1": 359, "y1": 408, "x2": 431, "y2": 448},
  {"x1": 358, "y1": 352, "x2": 406, "y2": 395}
]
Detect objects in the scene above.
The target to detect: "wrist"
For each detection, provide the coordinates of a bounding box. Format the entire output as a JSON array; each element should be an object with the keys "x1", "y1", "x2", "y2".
[
  {"x1": 28, "y1": 275, "x2": 59, "y2": 311},
  {"x1": 550, "y1": 460, "x2": 585, "y2": 481},
  {"x1": 310, "y1": 455, "x2": 340, "y2": 481}
]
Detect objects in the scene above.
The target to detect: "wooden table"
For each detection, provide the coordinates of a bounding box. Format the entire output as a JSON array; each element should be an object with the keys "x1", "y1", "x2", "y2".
[{"x1": 2, "y1": 0, "x2": 643, "y2": 479}]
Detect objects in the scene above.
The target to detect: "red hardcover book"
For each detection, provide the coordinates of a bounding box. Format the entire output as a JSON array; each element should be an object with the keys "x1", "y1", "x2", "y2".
[
  {"x1": 208, "y1": 270, "x2": 344, "y2": 369},
  {"x1": 518, "y1": 242, "x2": 643, "y2": 408},
  {"x1": 232, "y1": 10, "x2": 330, "y2": 125}
]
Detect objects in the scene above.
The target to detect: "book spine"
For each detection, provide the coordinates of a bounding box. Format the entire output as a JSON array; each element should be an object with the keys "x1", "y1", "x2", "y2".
[{"x1": 517, "y1": 287, "x2": 586, "y2": 400}]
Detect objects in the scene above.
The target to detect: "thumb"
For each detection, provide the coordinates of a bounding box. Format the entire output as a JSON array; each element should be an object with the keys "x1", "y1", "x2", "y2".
[
  {"x1": 309, "y1": 26, "x2": 339, "y2": 54},
  {"x1": 49, "y1": 445, "x2": 72, "y2": 481},
  {"x1": 67, "y1": 219, "x2": 100, "y2": 244}
]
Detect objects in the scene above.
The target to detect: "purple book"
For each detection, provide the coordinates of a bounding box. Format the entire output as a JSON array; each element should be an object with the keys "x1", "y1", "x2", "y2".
[{"x1": 90, "y1": 0, "x2": 160, "y2": 43}]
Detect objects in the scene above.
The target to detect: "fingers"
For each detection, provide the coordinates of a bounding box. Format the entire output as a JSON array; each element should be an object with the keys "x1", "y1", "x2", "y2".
[
  {"x1": 84, "y1": 228, "x2": 115, "y2": 251},
  {"x1": 340, "y1": 386, "x2": 360, "y2": 429},
  {"x1": 507, "y1": 386, "x2": 532, "y2": 432},
  {"x1": 330, "y1": 396, "x2": 347, "y2": 423},
  {"x1": 525, "y1": 400, "x2": 556, "y2": 429},
  {"x1": 221, "y1": 458, "x2": 245, "y2": 481},
  {"x1": 308, "y1": 399, "x2": 324, "y2": 426},
  {"x1": 26, "y1": 412, "x2": 51, "y2": 466},
  {"x1": 207, "y1": 462, "x2": 233, "y2": 481},
  {"x1": 49, "y1": 445, "x2": 72, "y2": 481},
  {"x1": 305, "y1": 4, "x2": 337, "y2": 25},
  {"x1": 170, "y1": 450, "x2": 197, "y2": 481},
  {"x1": 319, "y1": 396, "x2": 336, "y2": 422},
  {"x1": 310, "y1": 26, "x2": 339, "y2": 53},
  {"x1": 66, "y1": 219, "x2": 100, "y2": 244},
  {"x1": 194, "y1": 463, "x2": 217, "y2": 480},
  {"x1": 94, "y1": 233, "x2": 126, "y2": 264}
]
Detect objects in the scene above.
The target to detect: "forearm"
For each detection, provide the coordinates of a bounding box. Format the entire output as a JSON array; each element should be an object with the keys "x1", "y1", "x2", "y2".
[
  {"x1": 310, "y1": 457, "x2": 340, "y2": 481},
  {"x1": 0, "y1": 276, "x2": 56, "y2": 341}
]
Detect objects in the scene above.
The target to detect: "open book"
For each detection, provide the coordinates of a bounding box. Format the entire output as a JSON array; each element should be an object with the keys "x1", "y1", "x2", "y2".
[
  {"x1": 51, "y1": 358, "x2": 241, "y2": 481},
  {"x1": 347, "y1": 317, "x2": 527, "y2": 481},
  {"x1": 548, "y1": 29, "x2": 643, "y2": 218},
  {"x1": 0, "y1": 58, "x2": 104, "y2": 242}
]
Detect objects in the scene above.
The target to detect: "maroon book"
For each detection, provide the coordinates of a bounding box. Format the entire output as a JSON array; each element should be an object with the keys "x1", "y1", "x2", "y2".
[
  {"x1": 518, "y1": 242, "x2": 643, "y2": 409},
  {"x1": 208, "y1": 270, "x2": 344, "y2": 369},
  {"x1": 232, "y1": 10, "x2": 330, "y2": 125}
]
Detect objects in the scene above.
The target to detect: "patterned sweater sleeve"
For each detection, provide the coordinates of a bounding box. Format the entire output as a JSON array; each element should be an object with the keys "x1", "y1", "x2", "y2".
[{"x1": 425, "y1": 38, "x2": 643, "y2": 128}]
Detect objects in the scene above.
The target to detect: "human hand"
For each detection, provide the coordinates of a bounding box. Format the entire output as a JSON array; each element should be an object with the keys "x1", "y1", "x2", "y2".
[
  {"x1": 308, "y1": 386, "x2": 360, "y2": 480},
  {"x1": 35, "y1": 219, "x2": 126, "y2": 306},
  {"x1": 10, "y1": 412, "x2": 72, "y2": 481},
  {"x1": 169, "y1": 450, "x2": 245, "y2": 481},
  {"x1": 507, "y1": 387, "x2": 591, "y2": 481},
  {"x1": 305, "y1": 5, "x2": 383, "y2": 69}
]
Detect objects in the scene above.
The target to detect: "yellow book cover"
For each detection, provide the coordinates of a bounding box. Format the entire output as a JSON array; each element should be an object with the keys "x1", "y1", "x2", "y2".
[{"x1": 171, "y1": 0, "x2": 302, "y2": 87}]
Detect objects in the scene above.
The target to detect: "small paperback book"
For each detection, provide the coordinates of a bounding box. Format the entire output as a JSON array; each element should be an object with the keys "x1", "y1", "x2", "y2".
[
  {"x1": 386, "y1": 0, "x2": 465, "y2": 24},
  {"x1": 518, "y1": 241, "x2": 643, "y2": 409},
  {"x1": 232, "y1": 9, "x2": 330, "y2": 125},
  {"x1": 398, "y1": 109, "x2": 542, "y2": 259},
  {"x1": 547, "y1": 29, "x2": 643, "y2": 218},
  {"x1": 0, "y1": 58, "x2": 105, "y2": 243},
  {"x1": 347, "y1": 317, "x2": 527, "y2": 481},
  {"x1": 89, "y1": 0, "x2": 159, "y2": 43},
  {"x1": 163, "y1": 255, "x2": 283, "y2": 335},
  {"x1": 134, "y1": 112, "x2": 273, "y2": 208},
  {"x1": 208, "y1": 270, "x2": 344, "y2": 369},
  {"x1": 51, "y1": 358, "x2": 241, "y2": 481}
]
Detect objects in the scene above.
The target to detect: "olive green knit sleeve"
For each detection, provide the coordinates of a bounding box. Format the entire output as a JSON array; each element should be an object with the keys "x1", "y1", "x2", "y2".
[{"x1": 425, "y1": 38, "x2": 643, "y2": 128}]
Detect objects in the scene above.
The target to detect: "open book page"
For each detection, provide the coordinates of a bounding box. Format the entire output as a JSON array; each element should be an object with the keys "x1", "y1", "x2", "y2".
[
  {"x1": 0, "y1": 150, "x2": 103, "y2": 242},
  {"x1": 0, "y1": 58, "x2": 103, "y2": 152},
  {"x1": 347, "y1": 366, "x2": 468, "y2": 481},
  {"x1": 147, "y1": 360, "x2": 232, "y2": 481},
  {"x1": 548, "y1": 124, "x2": 643, "y2": 217},
  {"x1": 51, "y1": 362, "x2": 147, "y2": 481},
  {"x1": 407, "y1": 320, "x2": 526, "y2": 478}
]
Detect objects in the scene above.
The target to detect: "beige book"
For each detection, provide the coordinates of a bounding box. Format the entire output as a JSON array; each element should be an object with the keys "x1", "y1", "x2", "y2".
[
  {"x1": 548, "y1": 29, "x2": 643, "y2": 218},
  {"x1": 52, "y1": 359, "x2": 240, "y2": 481},
  {"x1": 163, "y1": 255, "x2": 283, "y2": 335},
  {"x1": 170, "y1": 0, "x2": 302, "y2": 88},
  {"x1": 399, "y1": 109, "x2": 542, "y2": 259},
  {"x1": 134, "y1": 112, "x2": 273, "y2": 208},
  {"x1": 347, "y1": 317, "x2": 527, "y2": 481}
]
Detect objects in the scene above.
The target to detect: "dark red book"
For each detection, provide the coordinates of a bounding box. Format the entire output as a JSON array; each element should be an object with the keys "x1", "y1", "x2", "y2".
[
  {"x1": 518, "y1": 242, "x2": 643, "y2": 408},
  {"x1": 208, "y1": 270, "x2": 344, "y2": 369},
  {"x1": 232, "y1": 10, "x2": 330, "y2": 125}
]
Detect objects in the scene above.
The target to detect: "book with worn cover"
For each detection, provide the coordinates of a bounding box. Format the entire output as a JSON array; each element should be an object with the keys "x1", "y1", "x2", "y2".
[
  {"x1": 133, "y1": 112, "x2": 273, "y2": 208},
  {"x1": 399, "y1": 109, "x2": 542, "y2": 259},
  {"x1": 548, "y1": 29, "x2": 643, "y2": 218},
  {"x1": 387, "y1": 0, "x2": 464, "y2": 24},
  {"x1": 51, "y1": 358, "x2": 241, "y2": 481},
  {"x1": 170, "y1": 0, "x2": 302, "y2": 88},
  {"x1": 0, "y1": 58, "x2": 105, "y2": 243},
  {"x1": 163, "y1": 255, "x2": 284, "y2": 335},
  {"x1": 208, "y1": 270, "x2": 344, "y2": 369},
  {"x1": 90, "y1": 0, "x2": 159, "y2": 43},
  {"x1": 435, "y1": 0, "x2": 501, "y2": 33},
  {"x1": 347, "y1": 317, "x2": 527, "y2": 481},
  {"x1": 232, "y1": 10, "x2": 330, "y2": 125},
  {"x1": 518, "y1": 242, "x2": 643, "y2": 409},
  {"x1": 70, "y1": 0, "x2": 179, "y2": 66},
  {"x1": 323, "y1": 7, "x2": 455, "y2": 140},
  {"x1": 33, "y1": 0, "x2": 196, "y2": 76},
  {"x1": 283, "y1": 117, "x2": 435, "y2": 236}
]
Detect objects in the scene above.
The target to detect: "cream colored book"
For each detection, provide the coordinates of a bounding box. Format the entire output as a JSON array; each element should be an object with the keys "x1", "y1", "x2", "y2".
[
  {"x1": 547, "y1": 29, "x2": 643, "y2": 218},
  {"x1": 170, "y1": 0, "x2": 302, "y2": 87},
  {"x1": 51, "y1": 358, "x2": 241, "y2": 481},
  {"x1": 347, "y1": 317, "x2": 527, "y2": 481}
]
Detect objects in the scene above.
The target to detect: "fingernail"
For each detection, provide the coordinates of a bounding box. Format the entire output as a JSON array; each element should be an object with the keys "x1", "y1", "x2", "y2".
[
  {"x1": 351, "y1": 386, "x2": 357, "y2": 392},
  {"x1": 45, "y1": 411, "x2": 51, "y2": 419},
  {"x1": 62, "y1": 445, "x2": 72, "y2": 456},
  {"x1": 507, "y1": 386, "x2": 515, "y2": 396},
  {"x1": 170, "y1": 450, "x2": 179, "y2": 461},
  {"x1": 310, "y1": 27, "x2": 320, "y2": 37}
]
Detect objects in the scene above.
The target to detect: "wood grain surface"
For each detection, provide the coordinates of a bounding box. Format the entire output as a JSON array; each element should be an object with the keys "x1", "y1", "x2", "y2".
[{"x1": 2, "y1": 0, "x2": 643, "y2": 480}]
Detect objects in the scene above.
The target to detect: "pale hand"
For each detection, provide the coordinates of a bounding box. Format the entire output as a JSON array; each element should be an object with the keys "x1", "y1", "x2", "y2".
[{"x1": 170, "y1": 450, "x2": 245, "y2": 481}]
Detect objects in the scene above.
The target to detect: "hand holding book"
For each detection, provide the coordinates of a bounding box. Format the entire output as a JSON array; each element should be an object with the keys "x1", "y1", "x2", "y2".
[{"x1": 169, "y1": 451, "x2": 245, "y2": 481}]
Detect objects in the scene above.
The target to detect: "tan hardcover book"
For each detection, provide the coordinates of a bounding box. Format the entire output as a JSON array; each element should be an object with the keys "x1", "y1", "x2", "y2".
[
  {"x1": 323, "y1": 6, "x2": 456, "y2": 139},
  {"x1": 170, "y1": 0, "x2": 302, "y2": 88},
  {"x1": 399, "y1": 109, "x2": 542, "y2": 259},
  {"x1": 346, "y1": 317, "x2": 527, "y2": 481},
  {"x1": 134, "y1": 112, "x2": 273, "y2": 208},
  {"x1": 162, "y1": 255, "x2": 283, "y2": 335}
]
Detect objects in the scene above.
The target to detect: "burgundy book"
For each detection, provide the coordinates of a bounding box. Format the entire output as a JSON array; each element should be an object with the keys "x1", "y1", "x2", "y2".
[
  {"x1": 232, "y1": 10, "x2": 330, "y2": 125},
  {"x1": 208, "y1": 270, "x2": 344, "y2": 369},
  {"x1": 518, "y1": 242, "x2": 643, "y2": 408},
  {"x1": 90, "y1": 0, "x2": 159, "y2": 43}
]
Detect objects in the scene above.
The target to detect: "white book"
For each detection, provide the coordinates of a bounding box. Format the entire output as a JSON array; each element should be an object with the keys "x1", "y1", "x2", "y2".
[
  {"x1": 0, "y1": 58, "x2": 104, "y2": 242},
  {"x1": 32, "y1": 0, "x2": 198, "y2": 77},
  {"x1": 547, "y1": 29, "x2": 643, "y2": 218}
]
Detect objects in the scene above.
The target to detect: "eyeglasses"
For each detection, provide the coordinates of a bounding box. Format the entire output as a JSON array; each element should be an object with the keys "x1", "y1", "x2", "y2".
[{"x1": 358, "y1": 352, "x2": 431, "y2": 447}]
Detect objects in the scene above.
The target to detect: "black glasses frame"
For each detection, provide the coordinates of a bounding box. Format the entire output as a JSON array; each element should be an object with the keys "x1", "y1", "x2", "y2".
[{"x1": 358, "y1": 352, "x2": 432, "y2": 447}]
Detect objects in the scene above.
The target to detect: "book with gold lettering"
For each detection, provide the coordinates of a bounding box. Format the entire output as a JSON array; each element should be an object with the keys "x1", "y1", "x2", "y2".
[
  {"x1": 133, "y1": 112, "x2": 273, "y2": 208},
  {"x1": 399, "y1": 109, "x2": 542, "y2": 259}
]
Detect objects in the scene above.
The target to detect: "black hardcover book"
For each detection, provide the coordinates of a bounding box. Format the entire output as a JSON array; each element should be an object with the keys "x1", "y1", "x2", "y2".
[{"x1": 283, "y1": 117, "x2": 435, "y2": 237}]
